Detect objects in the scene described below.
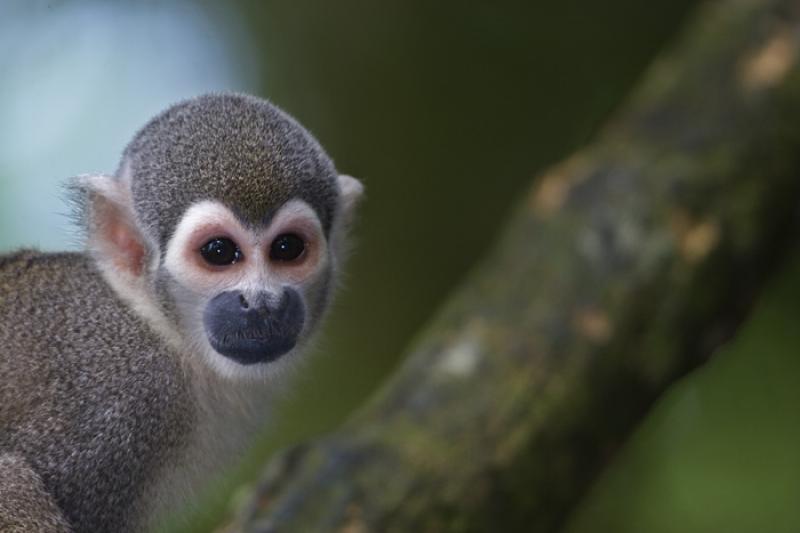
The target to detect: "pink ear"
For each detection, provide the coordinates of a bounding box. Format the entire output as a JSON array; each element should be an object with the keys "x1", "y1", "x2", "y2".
[
  {"x1": 82, "y1": 175, "x2": 148, "y2": 278},
  {"x1": 103, "y1": 211, "x2": 146, "y2": 277}
]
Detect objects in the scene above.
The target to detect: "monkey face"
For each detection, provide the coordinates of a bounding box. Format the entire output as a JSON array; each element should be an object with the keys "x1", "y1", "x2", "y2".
[
  {"x1": 76, "y1": 95, "x2": 363, "y2": 382},
  {"x1": 161, "y1": 198, "x2": 333, "y2": 379}
]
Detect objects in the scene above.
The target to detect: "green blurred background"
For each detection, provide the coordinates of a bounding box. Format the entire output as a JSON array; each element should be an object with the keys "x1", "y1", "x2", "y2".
[{"x1": 2, "y1": 1, "x2": 798, "y2": 531}]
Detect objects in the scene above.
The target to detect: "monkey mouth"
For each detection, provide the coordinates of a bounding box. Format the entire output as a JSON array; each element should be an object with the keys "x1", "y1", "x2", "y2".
[
  {"x1": 203, "y1": 289, "x2": 306, "y2": 365},
  {"x1": 207, "y1": 330, "x2": 298, "y2": 365}
]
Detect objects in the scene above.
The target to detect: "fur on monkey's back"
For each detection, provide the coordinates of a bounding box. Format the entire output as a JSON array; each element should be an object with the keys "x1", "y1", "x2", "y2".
[{"x1": 0, "y1": 250, "x2": 193, "y2": 532}]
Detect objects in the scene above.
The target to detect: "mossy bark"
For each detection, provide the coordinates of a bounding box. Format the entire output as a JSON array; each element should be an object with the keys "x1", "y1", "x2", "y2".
[{"x1": 224, "y1": 0, "x2": 800, "y2": 531}]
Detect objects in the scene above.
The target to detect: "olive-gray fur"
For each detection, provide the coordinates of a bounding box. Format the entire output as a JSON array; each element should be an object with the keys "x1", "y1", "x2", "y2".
[
  {"x1": 0, "y1": 252, "x2": 192, "y2": 532},
  {"x1": 123, "y1": 93, "x2": 340, "y2": 247}
]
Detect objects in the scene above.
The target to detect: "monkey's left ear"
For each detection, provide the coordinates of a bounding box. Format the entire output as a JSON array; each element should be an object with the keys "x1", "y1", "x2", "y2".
[
  {"x1": 330, "y1": 175, "x2": 364, "y2": 260},
  {"x1": 337, "y1": 174, "x2": 364, "y2": 216},
  {"x1": 74, "y1": 174, "x2": 150, "y2": 280}
]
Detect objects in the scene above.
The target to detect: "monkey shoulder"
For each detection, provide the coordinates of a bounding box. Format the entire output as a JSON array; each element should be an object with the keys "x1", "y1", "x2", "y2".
[
  {"x1": 0, "y1": 251, "x2": 152, "y2": 364},
  {"x1": 0, "y1": 248, "x2": 191, "y2": 435},
  {"x1": 0, "y1": 250, "x2": 194, "y2": 531}
]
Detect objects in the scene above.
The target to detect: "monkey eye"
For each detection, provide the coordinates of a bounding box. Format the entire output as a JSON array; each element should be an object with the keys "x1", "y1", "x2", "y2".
[
  {"x1": 269, "y1": 233, "x2": 306, "y2": 262},
  {"x1": 200, "y1": 237, "x2": 243, "y2": 266}
]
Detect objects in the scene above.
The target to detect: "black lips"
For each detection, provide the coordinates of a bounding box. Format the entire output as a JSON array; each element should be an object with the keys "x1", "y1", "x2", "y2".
[{"x1": 203, "y1": 289, "x2": 305, "y2": 365}]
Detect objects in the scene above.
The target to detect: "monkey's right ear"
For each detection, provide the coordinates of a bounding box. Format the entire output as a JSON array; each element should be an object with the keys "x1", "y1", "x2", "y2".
[{"x1": 73, "y1": 174, "x2": 149, "y2": 279}]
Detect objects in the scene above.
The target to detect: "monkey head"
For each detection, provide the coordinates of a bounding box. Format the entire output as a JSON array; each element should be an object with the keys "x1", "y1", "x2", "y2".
[{"x1": 75, "y1": 93, "x2": 363, "y2": 380}]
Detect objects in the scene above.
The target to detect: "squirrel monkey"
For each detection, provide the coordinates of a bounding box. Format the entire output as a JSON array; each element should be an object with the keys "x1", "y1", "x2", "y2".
[{"x1": 0, "y1": 93, "x2": 363, "y2": 532}]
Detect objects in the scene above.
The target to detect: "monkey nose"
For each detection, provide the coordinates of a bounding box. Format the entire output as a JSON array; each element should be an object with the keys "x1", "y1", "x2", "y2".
[{"x1": 242, "y1": 292, "x2": 275, "y2": 318}]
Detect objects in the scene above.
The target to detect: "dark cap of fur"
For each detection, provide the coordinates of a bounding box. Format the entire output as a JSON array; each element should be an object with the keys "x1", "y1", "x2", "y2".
[{"x1": 120, "y1": 93, "x2": 340, "y2": 247}]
